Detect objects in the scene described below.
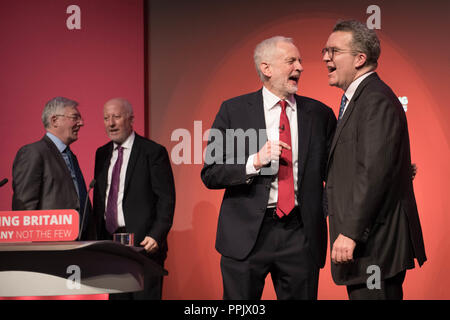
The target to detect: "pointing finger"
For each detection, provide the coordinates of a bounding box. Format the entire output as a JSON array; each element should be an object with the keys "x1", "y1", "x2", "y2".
[{"x1": 279, "y1": 141, "x2": 291, "y2": 150}]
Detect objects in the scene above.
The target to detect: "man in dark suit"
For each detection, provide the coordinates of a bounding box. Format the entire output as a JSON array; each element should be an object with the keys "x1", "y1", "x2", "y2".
[
  {"x1": 93, "y1": 98, "x2": 175, "y2": 300},
  {"x1": 322, "y1": 20, "x2": 427, "y2": 299},
  {"x1": 201, "y1": 36, "x2": 336, "y2": 299},
  {"x1": 12, "y1": 96, "x2": 92, "y2": 239}
]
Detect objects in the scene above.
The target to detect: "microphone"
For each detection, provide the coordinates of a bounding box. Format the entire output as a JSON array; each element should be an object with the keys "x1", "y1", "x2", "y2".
[
  {"x1": 0, "y1": 178, "x2": 8, "y2": 187},
  {"x1": 78, "y1": 179, "x2": 96, "y2": 241},
  {"x1": 279, "y1": 124, "x2": 285, "y2": 132}
]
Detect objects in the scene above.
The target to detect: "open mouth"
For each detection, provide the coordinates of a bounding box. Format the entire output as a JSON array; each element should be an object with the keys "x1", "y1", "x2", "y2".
[
  {"x1": 288, "y1": 74, "x2": 300, "y2": 84},
  {"x1": 327, "y1": 66, "x2": 336, "y2": 75}
]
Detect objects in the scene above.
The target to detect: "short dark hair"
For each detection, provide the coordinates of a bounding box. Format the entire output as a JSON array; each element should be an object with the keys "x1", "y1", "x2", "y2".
[{"x1": 333, "y1": 20, "x2": 380, "y2": 68}]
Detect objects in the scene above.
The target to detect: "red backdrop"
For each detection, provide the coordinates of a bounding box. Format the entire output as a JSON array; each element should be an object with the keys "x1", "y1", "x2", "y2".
[
  {"x1": 148, "y1": 0, "x2": 450, "y2": 299},
  {"x1": 0, "y1": 0, "x2": 144, "y2": 299},
  {"x1": 0, "y1": 0, "x2": 449, "y2": 300}
]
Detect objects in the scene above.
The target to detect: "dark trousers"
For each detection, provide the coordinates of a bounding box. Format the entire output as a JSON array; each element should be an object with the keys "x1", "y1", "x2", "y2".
[
  {"x1": 220, "y1": 208, "x2": 319, "y2": 300},
  {"x1": 109, "y1": 268, "x2": 164, "y2": 300},
  {"x1": 347, "y1": 270, "x2": 407, "y2": 300},
  {"x1": 101, "y1": 225, "x2": 165, "y2": 300}
]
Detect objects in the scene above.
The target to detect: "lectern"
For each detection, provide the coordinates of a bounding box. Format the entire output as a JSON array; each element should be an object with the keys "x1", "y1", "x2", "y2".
[{"x1": 0, "y1": 241, "x2": 166, "y2": 297}]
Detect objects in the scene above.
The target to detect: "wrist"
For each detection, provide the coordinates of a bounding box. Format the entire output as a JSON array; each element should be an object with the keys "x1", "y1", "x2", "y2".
[{"x1": 253, "y1": 152, "x2": 262, "y2": 170}]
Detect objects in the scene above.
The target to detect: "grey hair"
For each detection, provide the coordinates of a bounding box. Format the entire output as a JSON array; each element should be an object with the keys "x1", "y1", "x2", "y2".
[
  {"x1": 42, "y1": 96, "x2": 79, "y2": 128},
  {"x1": 254, "y1": 36, "x2": 294, "y2": 81},
  {"x1": 333, "y1": 20, "x2": 380, "y2": 68}
]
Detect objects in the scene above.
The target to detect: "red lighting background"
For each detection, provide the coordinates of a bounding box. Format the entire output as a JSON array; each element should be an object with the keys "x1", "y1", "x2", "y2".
[{"x1": 0, "y1": 0, "x2": 449, "y2": 299}]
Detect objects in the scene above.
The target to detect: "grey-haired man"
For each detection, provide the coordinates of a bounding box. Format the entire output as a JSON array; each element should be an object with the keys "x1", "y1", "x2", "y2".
[{"x1": 12, "y1": 96, "x2": 92, "y2": 239}]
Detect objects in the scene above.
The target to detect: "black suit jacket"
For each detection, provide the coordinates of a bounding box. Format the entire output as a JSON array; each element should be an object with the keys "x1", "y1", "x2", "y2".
[
  {"x1": 201, "y1": 89, "x2": 336, "y2": 267},
  {"x1": 93, "y1": 133, "x2": 175, "y2": 260},
  {"x1": 326, "y1": 73, "x2": 427, "y2": 285},
  {"x1": 12, "y1": 135, "x2": 93, "y2": 239}
]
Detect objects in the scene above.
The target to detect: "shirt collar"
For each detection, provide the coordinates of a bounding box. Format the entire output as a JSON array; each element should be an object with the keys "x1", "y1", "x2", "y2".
[
  {"x1": 113, "y1": 131, "x2": 135, "y2": 150},
  {"x1": 46, "y1": 132, "x2": 67, "y2": 153},
  {"x1": 262, "y1": 86, "x2": 296, "y2": 111},
  {"x1": 344, "y1": 71, "x2": 375, "y2": 103}
]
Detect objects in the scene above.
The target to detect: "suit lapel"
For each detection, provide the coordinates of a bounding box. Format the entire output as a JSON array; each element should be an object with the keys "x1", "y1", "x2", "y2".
[
  {"x1": 98, "y1": 134, "x2": 139, "y2": 203},
  {"x1": 295, "y1": 95, "x2": 312, "y2": 184},
  {"x1": 327, "y1": 73, "x2": 379, "y2": 167},
  {"x1": 252, "y1": 90, "x2": 312, "y2": 183},
  {"x1": 43, "y1": 135, "x2": 71, "y2": 175},
  {"x1": 42, "y1": 135, "x2": 78, "y2": 196},
  {"x1": 124, "y1": 133, "x2": 141, "y2": 197},
  {"x1": 97, "y1": 142, "x2": 114, "y2": 200},
  {"x1": 249, "y1": 89, "x2": 267, "y2": 143}
]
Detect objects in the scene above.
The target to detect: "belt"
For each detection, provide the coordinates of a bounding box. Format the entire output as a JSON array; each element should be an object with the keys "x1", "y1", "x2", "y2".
[{"x1": 265, "y1": 206, "x2": 301, "y2": 222}]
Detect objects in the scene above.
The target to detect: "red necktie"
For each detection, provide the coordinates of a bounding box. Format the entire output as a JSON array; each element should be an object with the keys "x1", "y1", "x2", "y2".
[{"x1": 276, "y1": 100, "x2": 295, "y2": 217}]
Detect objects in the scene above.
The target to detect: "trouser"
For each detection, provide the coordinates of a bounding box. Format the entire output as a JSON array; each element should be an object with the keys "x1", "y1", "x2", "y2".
[
  {"x1": 221, "y1": 207, "x2": 319, "y2": 300},
  {"x1": 346, "y1": 270, "x2": 407, "y2": 300},
  {"x1": 109, "y1": 270, "x2": 164, "y2": 300},
  {"x1": 104, "y1": 226, "x2": 165, "y2": 300}
]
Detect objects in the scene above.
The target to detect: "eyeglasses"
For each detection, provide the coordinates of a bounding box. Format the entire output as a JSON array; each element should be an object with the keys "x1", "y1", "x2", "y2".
[
  {"x1": 55, "y1": 114, "x2": 83, "y2": 123},
  {"x1": 321, "y1": 47, "x2": 358, "y2": 60}
]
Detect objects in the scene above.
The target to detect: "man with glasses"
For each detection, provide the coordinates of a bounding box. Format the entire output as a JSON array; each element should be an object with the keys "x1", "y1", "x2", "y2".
[
  {"x1": 322, "y1": 20, "x2": 426, "y2": 299},
  {"x1": 12, "y1": 96, "x2": 93, "y2": 239}
]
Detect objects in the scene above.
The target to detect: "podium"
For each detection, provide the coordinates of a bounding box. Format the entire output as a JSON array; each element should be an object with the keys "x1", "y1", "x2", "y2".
[{"x1": 0, "y1": 241, "x2": 166, "y2": 297}]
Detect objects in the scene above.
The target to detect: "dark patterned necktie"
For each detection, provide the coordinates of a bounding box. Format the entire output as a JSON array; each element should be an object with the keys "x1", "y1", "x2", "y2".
[
  {"x1": 64, "y1": 147, "x2": 88, "y2": 232},
  {"x1": 338, "y1": 94, "x2": 348, "y2": 120},
  {"x1": 105, "y1": 146, "x2": 124, "y2": 234}
]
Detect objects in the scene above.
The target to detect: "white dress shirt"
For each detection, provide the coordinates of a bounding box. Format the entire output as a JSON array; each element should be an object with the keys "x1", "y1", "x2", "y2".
[
  {"x1": 104, "y1": 131, "x2": 135, "y2": 227},
  {"x1": 246, "y1": 86, "x2": 299, "y2": 207}
]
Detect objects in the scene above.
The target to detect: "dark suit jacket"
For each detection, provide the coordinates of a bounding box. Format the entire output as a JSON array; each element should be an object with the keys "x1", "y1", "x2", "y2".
[
  {"x1": 201, "y1": 89, "x2": 336, "y2": 267},
  {"x1": 12, "y1": 135, "x2": 93, "y2": 239},
  {"x1": 93, "y1": 133, "x2": 175, "y2": 261},
  {"x1": 326, "y1": 73, "x2": 427, "y2": 285}
]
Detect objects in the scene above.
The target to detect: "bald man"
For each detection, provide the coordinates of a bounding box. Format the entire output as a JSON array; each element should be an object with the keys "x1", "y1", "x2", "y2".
[{"x1": 93, "y1": 98, "x2": 176, "y2": 300}]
